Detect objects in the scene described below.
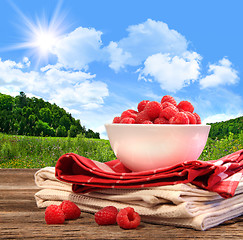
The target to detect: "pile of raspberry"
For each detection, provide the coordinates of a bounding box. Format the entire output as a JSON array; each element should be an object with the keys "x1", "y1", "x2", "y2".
[{"x1": 113, "y1": 95, "x2": 201, "y2": 125}]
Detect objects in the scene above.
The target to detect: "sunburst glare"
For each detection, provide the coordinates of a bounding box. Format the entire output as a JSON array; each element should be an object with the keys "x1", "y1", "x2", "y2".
[{"x1": 5, "y1": 0, "x2": 69, "y2": 68}]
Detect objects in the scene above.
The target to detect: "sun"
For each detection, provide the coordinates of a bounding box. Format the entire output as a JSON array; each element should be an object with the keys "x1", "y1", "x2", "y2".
[
  {"x1": 7, "y1": 0, "x2": 68, "y2": 66},
  {"x1": 31, "y1": 25, "x2": 59, "y2": 55}
]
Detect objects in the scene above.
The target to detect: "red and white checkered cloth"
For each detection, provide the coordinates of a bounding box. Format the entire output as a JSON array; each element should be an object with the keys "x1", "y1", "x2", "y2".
[{"x1": 55, "y1": 149, "x2": 243, "y2": 199}]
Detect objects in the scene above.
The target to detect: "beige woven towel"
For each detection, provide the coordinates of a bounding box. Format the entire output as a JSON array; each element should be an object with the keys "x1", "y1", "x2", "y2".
[{"x1": 34, "y1": 167, "x2": 243, "y2": 230}]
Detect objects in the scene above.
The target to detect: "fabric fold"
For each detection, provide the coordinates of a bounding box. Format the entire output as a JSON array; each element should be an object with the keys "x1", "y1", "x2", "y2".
[
  {"x1": 55, "y1": 150, "x2": 243, "y2": 198},
  {"x1": 35, "y1": 167, "x2": 243, "y2": 230}
]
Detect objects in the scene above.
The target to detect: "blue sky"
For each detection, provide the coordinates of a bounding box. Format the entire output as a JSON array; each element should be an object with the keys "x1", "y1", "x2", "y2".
[{"x1": 0, "y1": 0, "x2": 242, "y2": 139}]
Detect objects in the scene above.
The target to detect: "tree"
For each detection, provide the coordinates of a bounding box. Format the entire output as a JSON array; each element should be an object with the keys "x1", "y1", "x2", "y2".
[
  {"x1": 69, "y1": 125, "x2": 78, "y2": 137},
  {"x1": 59, "y1": 115, "x2": 71, "y2": 130},
  {"x1": 15, "y1": 91, "x2": 27, "y2": 108},
  {"x1": 39, "y1": 108, "x2": 52, "y2": 124},
  {"x1": 56, "y1": 125, "x2": 67, "y2": 137},
  {"x1": 35, "y1": 120, "x2": 55, "y2": 137},
  {"x1": 0, "y1": 93, "x2": 14, "y2": 111}
]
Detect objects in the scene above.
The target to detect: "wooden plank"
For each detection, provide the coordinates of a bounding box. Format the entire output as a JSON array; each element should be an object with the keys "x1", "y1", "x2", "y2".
[{"x1": 0, "y1": 169, "x2": 243, "y2": 239}]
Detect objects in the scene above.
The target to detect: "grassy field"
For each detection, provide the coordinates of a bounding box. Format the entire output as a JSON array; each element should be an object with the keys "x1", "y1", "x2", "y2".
[{"x1": 0, "y1": 131, "x2": 242, "y2": 168}]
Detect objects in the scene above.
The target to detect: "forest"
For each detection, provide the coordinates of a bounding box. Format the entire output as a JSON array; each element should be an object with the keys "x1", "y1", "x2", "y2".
[
  {"x1": 207, "y1": 116, "x2": 242, "y2": 139},
  {"x1": 0, "y1": 92, "x2": 100, "y2": 139},
  {"x1": 0, "y1": 91, "x2": 242, "y2": 140}
]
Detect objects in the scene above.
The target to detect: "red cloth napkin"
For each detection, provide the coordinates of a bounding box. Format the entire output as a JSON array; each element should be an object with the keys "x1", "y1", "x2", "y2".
[{"x1": 55, "y1": 149, "x2": 243, "y2": 199}]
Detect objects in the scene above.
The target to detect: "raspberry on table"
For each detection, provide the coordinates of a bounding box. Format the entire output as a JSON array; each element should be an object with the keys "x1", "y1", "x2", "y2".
[
  {"x1": 172, "y1": 112, "x2": 190, "y2": 124},
  {"x1": 137, "y1": 100, "x2": 150, "y2": 112},
  {"x1": 159, "y1": 106, "x2": 179, "y2": 120},
  {"x1": 154, "y1": 117, "x2": 169, "y2": 124},
  {"x1": 161, "y1": 95, "x2": 177, "y2": 106},
  {"x1": 185, "y1": 111, "x2": 197, "y2": 124},
  {"x1": 121, "y1": 110, "x2": 137, "y2": 120},
  {"x1": 116, "y1": 207, "x2": 141, "y2": 229},
  {"x1": 144, "y1": 101, "x2": 163, "y2": 120},
  {"x1": 45, "y1": 205, "x2": 65, "y2": 224},
  {"x1": 95, "y1": 206, "x2": 118, "y2": 225},
  {"x1": 193, "y1": 112, "x2": 201, "y2": 124},
  {"x1": 120, "y1": 117, "x2": 135, "y2": 124},
  {"x1": 60, "y1": 200, "x2": 81, "y2": 220},
  {"x1": 177, "y1": 101, "x2": 194, "y2": 113},
  {"x1": 112, "y1": 116, "x2": 121, "y2": 123},
  {"x1": 135, "y1": 110, "x2": 151, "y2": 123}
]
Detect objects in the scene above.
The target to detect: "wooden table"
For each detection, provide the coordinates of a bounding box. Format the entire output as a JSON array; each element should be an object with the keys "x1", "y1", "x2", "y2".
[{"x1": 0, "y1": 169, "x2": 243, "y2": 240}]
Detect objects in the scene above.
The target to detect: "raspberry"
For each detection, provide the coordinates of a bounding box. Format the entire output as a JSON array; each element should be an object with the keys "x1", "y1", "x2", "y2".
[
  {"x1": 142, "y1": 120, "x2": 153, "y2": 124},
  {"x1": 116, "y1": 207, "x2": 141, "y2": 229},
  {"x1": 144, "y1": 101, "x2": 163, "y2": 120},
  {"x1": 135, "y1": 111, "x2": 150, "y2": 124},
  {"x1": 45, "y1": 205, "x2": 65, "y2": 224},
  {"x1": 137, "y1": 100, "x2": 150, "y2": 112},
  {"x1": 161, "y1": 95, "x2": 177, "y2": 106},
  {"x1": 154, "y1": 117, "x2": 169, "y2": 124},
  {"x1": 159, "y1": 106, "x2": 179, "y2": 120},
  {"x1": 120, "y1": 117, "x2": 135, "y2": 124},
  {"x1": 193, "y1": 112, "x2": 201, "y2": 124},
  {"x1": 112, "y1": 116, "x2": 121, "y2": 123},
  {"x1": 185, "y1": 111, "x2": 197, "y2": 124},
  {"x1": 161, "y1": 101, "x2": 175, "y2": 109},
  {"x1": 121, "y1": 110, "x2": 137, "y2": 120},
  {"x1": 177, "y1": 101, "x2": 194, "y2": 113},
  {"x1": 60, "y1": 200, "x2": 81, "y2": 220},
  {"x1": 172, "y1": 112, "x2": 189, "y2": 124},
  {"x1": 95, "y1": 206, "x2": 118, "y2": 225},
  {"x1": 169, "y1": 117, "x2": 175, "y2": 124}
]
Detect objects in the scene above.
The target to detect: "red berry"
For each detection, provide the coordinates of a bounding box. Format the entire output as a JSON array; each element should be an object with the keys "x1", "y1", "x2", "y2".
[
  {"x1": 60, "y1": 200, "x2": 81, "y2": 220},
  {"x1": 177, "y1": 101, "x2": 194, "y2": 113},
  {"x1": 45, "y1": 205, "x2": 65, "y2": 224},
  {"x1": 137, "y1": 100, "x2": 150, "y2": 112},
  {"x1": 116, "y1": 207, "x2": 141, "y2": 229},
  {"x1": 121, "y1": 110, "x2": 137, "y2": 119},
  {"x1": 185, "y1": 111, "x2": 197, "y2": 124},
  {"x1": 112, "y1": 116, "x2": 121, "y2": 123},
  {"x1": 159, "y1": 106, "x2": 179, "y2": 120},
  {"x1": 95, "y1": 206, "x2": 118, "y2": 225},
  {"x1": 161, "y1": 95, "x2": 177, "y2": 106},
  {"x1": 172, "y1": 112, "x2": 190, "y2": 124},
  {"x1": 154, "y1": 117, "x2": 169, "y2": 124},
  {"x1": 161, "y1": 102, "x2": 175, "y2": 109},
  {"x1": 135, "y1": 111, "x2": 150, "y2": 124},
  {"x1": 193, "y1": 112, "x2": 201, "y2": 124},
  {"x1": 169, "y1": 116, "x2": 175, "y2": 124},
  {"x1": 144, "y1": 101, "x2": 163, "y2": 120},
  {"x1": 142, "y1": 120, "x2": 153, "y2": 124},
  {"x1": 120, "y1": 117, "x2": 135, "y2": 124}
]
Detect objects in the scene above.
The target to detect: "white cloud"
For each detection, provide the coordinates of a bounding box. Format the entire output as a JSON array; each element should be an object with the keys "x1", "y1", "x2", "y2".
[
  {"x1": 0, "y1": 57, "x2": 109, "y2": 110},
  {"x1": 51, "y1": 26, "x2": 103, "y2": 70},
  {"x1": 49, "y1": 80, "x2": 109, "y2": 108},
  {"x1": 105, "y1": 41, "x2": 131, "y2": 72},
  {"x1": 200, "y1": 58, "x2": 239, "y2": 88},
  {"x1": 105, "y1": 19, "x2": 188, "y2": 71},
  {"x1": 139, "y1": 51, "x2": 201, "y2": 92},
  {"x1": 202, "y1": 112, "x2": 243, "y2": 124}
]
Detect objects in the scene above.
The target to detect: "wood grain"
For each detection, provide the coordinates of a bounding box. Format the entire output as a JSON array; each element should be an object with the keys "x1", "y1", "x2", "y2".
[{"x1": 0, "y1": 169, "x2": 242, "y2": 239}]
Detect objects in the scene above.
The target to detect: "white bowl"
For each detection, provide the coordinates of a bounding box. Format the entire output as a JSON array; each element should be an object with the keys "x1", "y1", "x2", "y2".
[{"x1": 105, "y1": 124, "x2": 211, "y2": 172}]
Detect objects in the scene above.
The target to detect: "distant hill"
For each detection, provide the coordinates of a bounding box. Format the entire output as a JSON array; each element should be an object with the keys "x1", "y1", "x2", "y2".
[
  {"x1": 207, "y1": 116, "x2": 243, "y2": 139},
  {"x1": 0, "y1": 92, "x2": 100, "y2": 138}
]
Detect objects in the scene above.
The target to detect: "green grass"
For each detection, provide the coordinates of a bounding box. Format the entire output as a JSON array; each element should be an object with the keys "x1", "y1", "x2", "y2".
[
  {"x1": 0, "y1": 133, "x2": 115, "y2": 168},
  {"x1": 0, "y1": 131, "x2": 242, "y2": 168}
]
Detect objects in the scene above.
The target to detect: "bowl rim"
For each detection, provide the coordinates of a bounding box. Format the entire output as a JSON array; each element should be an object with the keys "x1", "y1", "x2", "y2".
[{"x1": 105, "y1": 123, "x2": 210, "y2": 128}]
